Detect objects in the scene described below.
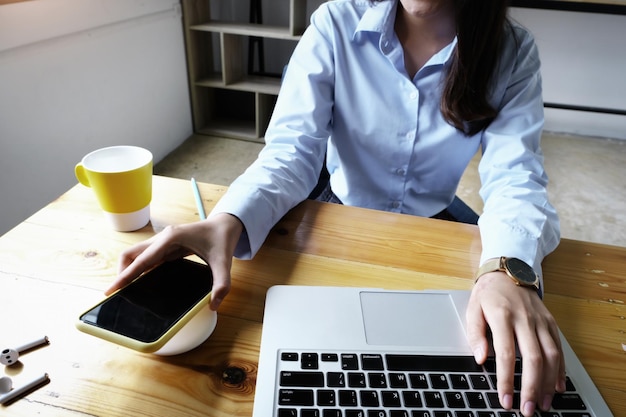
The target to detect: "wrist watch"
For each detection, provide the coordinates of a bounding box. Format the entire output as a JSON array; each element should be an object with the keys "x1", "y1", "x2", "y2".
[{"x1": 475, "y1": 256, "x2": 539, "y2": 291}]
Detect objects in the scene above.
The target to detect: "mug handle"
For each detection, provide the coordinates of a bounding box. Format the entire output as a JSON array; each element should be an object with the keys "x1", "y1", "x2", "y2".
[{"x1": 75, "y1": 163, "x2": 91, "y2": 187}]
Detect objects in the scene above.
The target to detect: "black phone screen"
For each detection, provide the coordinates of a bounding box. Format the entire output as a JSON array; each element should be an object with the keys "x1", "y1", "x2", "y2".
[{"x1": 79, "y1": 259, "x2": 213, "y2": 343}]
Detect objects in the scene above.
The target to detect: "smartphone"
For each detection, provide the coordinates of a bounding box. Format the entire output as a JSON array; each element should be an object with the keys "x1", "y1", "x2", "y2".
[{"x1": 76, "y1": 258, "x2": 213, "y2": 353}]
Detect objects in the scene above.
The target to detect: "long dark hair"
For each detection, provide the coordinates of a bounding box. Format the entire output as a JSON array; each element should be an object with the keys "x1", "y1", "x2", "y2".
[{"x1": 374, "y1": 0, "x2": 510, "y2": 135}]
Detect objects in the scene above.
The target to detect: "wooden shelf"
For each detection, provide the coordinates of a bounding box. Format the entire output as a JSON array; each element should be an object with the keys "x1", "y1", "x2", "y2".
[
  {"x1": 196, "y1": 75, "x2": 282, "y2": 96},
  {"x1": 190, "y1": 22, "x2": 302, "y2": 41},
  {"x1": 182, "y1": 0, "x2": 310, "y2": 142}
]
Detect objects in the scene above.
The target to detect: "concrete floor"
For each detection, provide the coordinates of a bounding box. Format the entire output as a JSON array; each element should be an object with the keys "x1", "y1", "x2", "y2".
[{"x1": 155, "y1": 132, "x2": 626, "y2": 248}]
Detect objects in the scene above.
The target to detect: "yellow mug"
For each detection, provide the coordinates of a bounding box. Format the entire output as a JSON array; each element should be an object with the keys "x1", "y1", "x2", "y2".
[{"x1": 75, "y1": 146, "x2": 153, "y2": 231}]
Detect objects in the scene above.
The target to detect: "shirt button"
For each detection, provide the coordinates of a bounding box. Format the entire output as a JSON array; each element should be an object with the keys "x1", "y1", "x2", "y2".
[
  {"x1": 392, "y1": 201, "x2": 400, "y2": 209},
  {"x1": 396, "y1": 168, "x2": 405, "y2": 176},
  {"x1": 405, "y1": 132, "x2": 414, "y2": 140},
  {"x1": 409, "y1": 92, "x2": 418, "y2": 100}
]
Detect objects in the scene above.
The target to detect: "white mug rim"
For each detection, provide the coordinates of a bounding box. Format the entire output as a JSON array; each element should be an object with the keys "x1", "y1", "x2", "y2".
[{"x1": 81, "y1": 146, "x2": 152, "y2": 173}]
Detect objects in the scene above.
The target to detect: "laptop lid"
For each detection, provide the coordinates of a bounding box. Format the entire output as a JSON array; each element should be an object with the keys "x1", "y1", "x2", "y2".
[{"x1": 252, "y1": 285, "x2": 613, "y2": 417}]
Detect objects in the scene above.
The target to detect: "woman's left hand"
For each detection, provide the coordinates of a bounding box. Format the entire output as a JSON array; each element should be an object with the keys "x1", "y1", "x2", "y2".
[{"x1": 465, "y1": 272, "x2": 567, "y2": 417}]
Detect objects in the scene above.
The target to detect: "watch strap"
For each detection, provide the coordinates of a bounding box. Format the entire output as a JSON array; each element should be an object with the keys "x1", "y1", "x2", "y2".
[
  {"x1": 474, "y1": 257, "x2": 504, "y2": 282},
  {"x1": 475, "y1": 256, "x2": 540, "y2": 291}
]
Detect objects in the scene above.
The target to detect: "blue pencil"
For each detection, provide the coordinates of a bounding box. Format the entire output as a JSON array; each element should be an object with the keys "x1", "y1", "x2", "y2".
[{"x1": 191, "y1": 177, "x2": 206, "y2": 220}]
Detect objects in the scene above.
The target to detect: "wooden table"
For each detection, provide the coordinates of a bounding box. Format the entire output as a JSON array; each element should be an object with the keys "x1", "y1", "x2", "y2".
[{"x1": 0, "y1": 176, "x2": 624, "y2": 416}]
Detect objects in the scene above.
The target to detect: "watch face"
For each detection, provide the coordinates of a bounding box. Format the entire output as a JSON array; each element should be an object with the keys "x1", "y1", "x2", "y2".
[{"x1": 505, "y1": 258, "x2": 537, "y2": 286}]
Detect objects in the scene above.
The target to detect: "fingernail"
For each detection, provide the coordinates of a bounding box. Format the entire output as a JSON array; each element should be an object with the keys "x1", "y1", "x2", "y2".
[
  {"x1": 473, "y1": 347, "x2": 483, "y2": 361},
  {"x1": 501, "y1": 394, "x2": 513, "y2": 409},
  {"x1": 523, "y1": 400, "x2": 536, "y2": 416},
  {"x1": 542, "y1": 394, "x2": 553, "y2": 410}
]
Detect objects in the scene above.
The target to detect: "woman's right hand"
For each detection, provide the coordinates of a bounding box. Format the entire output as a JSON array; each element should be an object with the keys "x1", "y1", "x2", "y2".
[{"x1": 105, "y1": 213, "x2": 244, "y2": 311}]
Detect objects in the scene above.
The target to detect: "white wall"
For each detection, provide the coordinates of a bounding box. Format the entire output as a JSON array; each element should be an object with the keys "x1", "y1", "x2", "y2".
[
  {"x1": 510, "y1": 7, "x2": 626, "y2": 140},
  {"x1": 0, "y1": 0, "x2": 193, "y2": 236}
]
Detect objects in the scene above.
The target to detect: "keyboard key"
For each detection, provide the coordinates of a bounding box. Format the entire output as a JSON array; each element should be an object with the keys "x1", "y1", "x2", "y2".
[
  {"x1": 339, "y1": 389, "x2": 358, "y2": 406},
  {"x1": 453, "y1": 412, "x2": 474, "y2": 417},
  {"x1": 301, "y1": 410, "x2": 320, "y2": 417},
  {"x1": 488, "y1": 373, "x2": 522, "y2": 391},
  {"x1": 281, "y1": 352, "x2": 298, "y2": 361},
  {"x1": 409, "y1": 373, "x2": 429, "y2": 389},
  {"x1": 552, "y1": 393, "x2": 587, "y2": 410},
  {"x1": 348, "y1": 372, "x2": 367, "y2": 388},
  {"x1": 280, "y1": 371, "x2": 324, "y2": 387},
  {"x1": 345, "y1": 410, "x2": 366, "y2": 417},
  {"x1": 483, "y1": 358, "x2": 496, "y2": 373},
  {"x1": 483, "y1": 357, "x2": 522, "y2": 374},
  {"x1": 318, "y1": 389, "x2": 336, "y2": 406},
  {"x1": 362, "y1": 354, "x2": 385, "y2": 370},
  {"x1": 279, "y1": 389, "x2": 314, "y2": 406},
  {"x1": 381, "y1": 390, "x2": 402, "y2": 407},
  {"x1": 278, "y1": 408, "x2": 297, "y2": 417},
  {"x1": 367, "y1": 411, "x2": 387, "y2": 417},
  {"x1": 386, "y1": 355, "x2": 482, "y2": 372},
  {"x1": 302, "y1": 353, "x2": 319, "y2": 369},
  {"x1": 486, "y1": 392, "x2": 520, "y2": 409},
  {"x1": 423, "y1": 391, "x2": 444, "y2": 408},
  {"x1": 342, "y1": 354, "x2": 359, "y2": 370},
  {"x1": 322, "y1": 353, "x2": 339, "y2": 362},
  {"x1": 368, "y1": 373, "x2": 387, "y2": 388},
  {"x1": 449, "y1": 374, "x2": 470, "y2": 389},
  {"x1": 565, "y1": 376, "x2": 577, "y2": 392},
  {"x1": 401, "y1": 391, "x2": 422, "y2": 407},
  {"x1": 323, "y1": 410, "x2": 341, "y2": 417},
  {"x1": 469, "y1": 374, "x2": 491, "y2": 390},
  {"x1": 486, "y1": 392, "x2": 501, "y2": 409},
  {"x1": 429, "y1": 374, "x2": 449, "y2": 389},
  {"x1": 465, "y1": 391, "x2": 486, "y2": 408},
  {"x1": 360, "y1": 390, "x2": 380, "y2": 407},
  {"x1": 388, "y1": 373, "x2": 408, "y2": 388},
  {"x1": 444, "y1": 392, "x2": 465, "y2": 408},
  {"x1": 389, "y1": 411, "x2": 409, "y2": 417},
  {"x1": 327, "y1": 372, "x2": 346, "y2": 387}
]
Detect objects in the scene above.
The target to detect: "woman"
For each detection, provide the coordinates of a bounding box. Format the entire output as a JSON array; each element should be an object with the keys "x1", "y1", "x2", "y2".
[{"x1": 107, "y1": 1, "x2": 565, "y2": 415}]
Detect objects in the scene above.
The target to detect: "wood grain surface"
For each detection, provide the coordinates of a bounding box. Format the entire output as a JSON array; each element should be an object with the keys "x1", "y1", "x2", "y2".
[{"x1": 0, "y1": 176, "x2": 623, "y2": 416}]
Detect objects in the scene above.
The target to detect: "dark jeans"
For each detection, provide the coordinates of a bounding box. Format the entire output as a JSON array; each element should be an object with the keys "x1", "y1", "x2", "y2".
[{"x1": 313, "y1": 183, "x2": 479, "y2": 225}]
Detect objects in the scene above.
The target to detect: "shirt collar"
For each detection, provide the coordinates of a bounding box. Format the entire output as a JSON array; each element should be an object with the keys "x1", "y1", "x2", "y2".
[
  {"x1": 354, "y1": 0, "x2": 457, "y2": 67},
  {"x1": 354, "y1": 0, "x2": 397, "y2": 39}
]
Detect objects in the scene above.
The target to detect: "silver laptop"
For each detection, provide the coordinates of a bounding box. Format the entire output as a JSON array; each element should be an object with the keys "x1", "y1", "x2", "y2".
[{"x1": 252, "y1": 285, "x2": 613, "y2": 417}]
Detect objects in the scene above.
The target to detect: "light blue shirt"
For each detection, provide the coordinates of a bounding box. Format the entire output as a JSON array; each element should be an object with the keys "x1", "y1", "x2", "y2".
[{"x1": 212, "y1": 0, "x2": 560, "y2": 279}]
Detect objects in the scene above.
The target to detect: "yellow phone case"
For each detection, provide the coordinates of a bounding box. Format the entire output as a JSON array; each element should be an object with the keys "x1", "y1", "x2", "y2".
[{"x1": 75, "y1": 259, "x2": 212, "y2": 353}]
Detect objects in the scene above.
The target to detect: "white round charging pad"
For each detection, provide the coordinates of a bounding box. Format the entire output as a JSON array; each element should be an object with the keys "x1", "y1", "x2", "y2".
[{"x1": 154, "y1": 304, "x2": 217, "y2": 356}]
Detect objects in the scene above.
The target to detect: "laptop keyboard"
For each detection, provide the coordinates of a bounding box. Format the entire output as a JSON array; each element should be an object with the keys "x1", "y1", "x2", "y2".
[{"x1": 275, "y1": 351, "x2": 592, "y2": 417}]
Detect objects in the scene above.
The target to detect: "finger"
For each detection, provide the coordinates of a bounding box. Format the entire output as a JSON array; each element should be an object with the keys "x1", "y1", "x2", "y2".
[
  {"x1": 537, "y1": 320, "x2": 565, "y2": 410},
  {"x1": 465, "y1": 293, "x2": 489, "y2": 365},
  {"x1": 208, "y1": 258, "x2": 232, "y2": 311},
  {"x1": 515, "y1": 321, "x2": 544, "y2": 417},
  {"x1": 556, "y1": 337, "x2": 567, "y2": 393},
  {"x1": 489, "y1": 315, "x2": 517, "y2": 410},
  {"x1": 115, "y1": 240, "x2": 147, "y2": 274},
  {"x1": 544, "y1": 319, "x2": 567, "y2": 393},
  {"x1": 106, "y1": 236, "x2": 173, "y2": 295}
]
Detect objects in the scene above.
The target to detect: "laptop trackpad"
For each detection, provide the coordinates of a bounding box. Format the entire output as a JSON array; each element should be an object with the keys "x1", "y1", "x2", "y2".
[{"x1": 360, "y1": 291, "x2": 468, "y2": 348}]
